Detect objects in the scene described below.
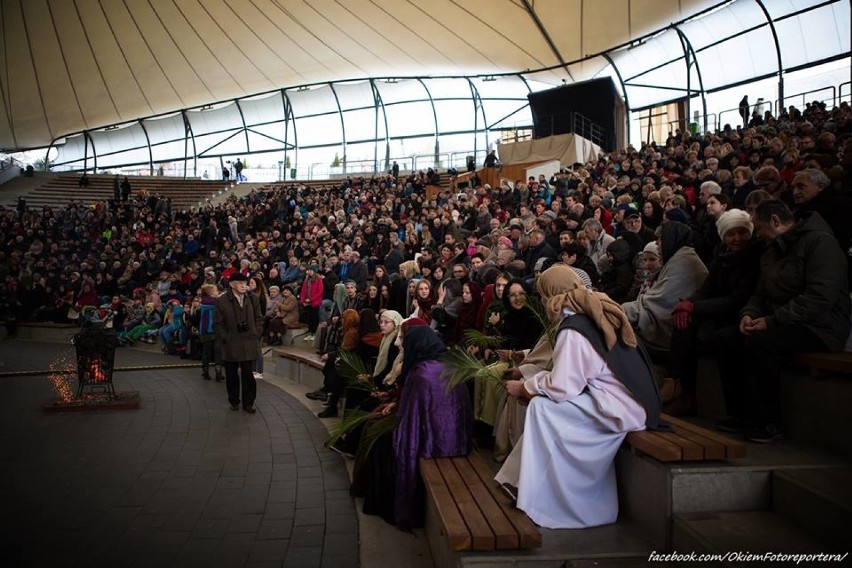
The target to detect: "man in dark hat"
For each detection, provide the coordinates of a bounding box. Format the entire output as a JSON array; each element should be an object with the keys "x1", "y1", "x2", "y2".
[{"x1": 214, "y1": 271, "x2": 263, "y2": 413}]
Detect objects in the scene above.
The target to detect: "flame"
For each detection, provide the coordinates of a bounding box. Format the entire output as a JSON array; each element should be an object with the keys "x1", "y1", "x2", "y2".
[{"x1": 89, "y1": 361, "x2": 107, "y2": 383}]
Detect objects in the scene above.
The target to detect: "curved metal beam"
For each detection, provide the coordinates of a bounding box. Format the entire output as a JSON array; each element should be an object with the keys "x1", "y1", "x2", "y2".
[
  {"x1": 234, "y1": 99, "x2": 250, "y2": 155},
  {"x1": 673, "y1": 26, "x2": 708, "y2": 133},
  {"x1": 370, "y1": 79, "x2": 390, "y2": 174},
  {"x1": 328, "y1": 83, "x2": 346, "y2": 173},
  {"x1": 181, "y1": 111, "x2": 197, "y2": 178},
  {"x1": 601, "y1": 52, "x2": 631, "y2": 115},
  {"x1": 281, "y1": 89, "x2": 297, "y2": 179},
  {"x1": 520, "y1": 0, "x2": 574, "y2": 81},
  {"x1": 137, "y1": 120, "x2": 154, "y2": 176},
  {"x1": 466, "y1": 78, "x2": 486, "y2": 161},
  {"x1": 416, "y1": 79, "x2": 439, "y2": 165},
  {"x1": 754, "y1": 0, "x2": 784, "y2": 107}
]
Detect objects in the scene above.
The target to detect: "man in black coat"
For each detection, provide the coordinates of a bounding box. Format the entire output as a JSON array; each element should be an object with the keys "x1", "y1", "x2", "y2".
[{"x1": 214, "y1": 272, "x2": 263, "y2": 413}]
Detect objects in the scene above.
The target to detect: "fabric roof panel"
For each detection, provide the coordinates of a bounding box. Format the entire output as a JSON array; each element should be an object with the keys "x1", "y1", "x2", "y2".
[{"x1": 18, "y1": 0, "x2": 84, "y2": 143}]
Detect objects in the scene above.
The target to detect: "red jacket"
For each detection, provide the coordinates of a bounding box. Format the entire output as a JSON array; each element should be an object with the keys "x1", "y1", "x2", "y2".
[{"x1": 300, "y1": 277, "x2": 323, "y2": 308}]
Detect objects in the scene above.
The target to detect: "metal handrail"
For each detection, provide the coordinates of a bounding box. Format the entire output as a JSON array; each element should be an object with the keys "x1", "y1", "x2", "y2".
[
  {"x1": 840, "y1": 81, "x2": 851, "y2": 103},
  {"x1": 776, "y1": 85, "x2": 836, "y2": 114}
]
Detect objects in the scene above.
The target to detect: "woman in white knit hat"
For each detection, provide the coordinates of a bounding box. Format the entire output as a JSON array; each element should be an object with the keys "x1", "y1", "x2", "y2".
[{"x1": 661, "y1": 209, "x2": 764, "y2": 416}]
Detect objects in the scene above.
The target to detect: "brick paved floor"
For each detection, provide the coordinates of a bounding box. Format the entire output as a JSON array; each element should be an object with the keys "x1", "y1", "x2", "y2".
[{"x1": 0, "y1": 339, "x2": 357, "y2": 568}]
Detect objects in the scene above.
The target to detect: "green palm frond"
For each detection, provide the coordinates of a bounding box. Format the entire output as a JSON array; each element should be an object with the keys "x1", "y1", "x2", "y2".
[
  {"x1": 462, "y1": 329, "x2": 505, "y2": 350},
  {"x1": 336, "y1": 350, "x2": 375, "y2": 392},
  {"x1": 525, "y1": 297, "x2": 559, "y2": 347},
  {"x1": 443, "y1": 347, "x2": 510, "y2": 391},
  {"x1": 325, "y1": 409, "x2": 375, "y2": 449},
  {"x1": 354, "y1": 413, "x2": 396, "y2": 471}
]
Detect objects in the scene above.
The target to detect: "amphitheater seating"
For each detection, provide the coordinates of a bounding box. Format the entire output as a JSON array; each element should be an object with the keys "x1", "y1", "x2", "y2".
[{"x1": 13, "y1": 174, "x2": 228, "y2": 209}]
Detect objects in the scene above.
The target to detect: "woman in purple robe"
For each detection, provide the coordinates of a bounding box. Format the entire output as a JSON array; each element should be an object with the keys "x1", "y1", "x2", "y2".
[{"x1": 393, "y1": 325, "x2": 473, "y2": 530}]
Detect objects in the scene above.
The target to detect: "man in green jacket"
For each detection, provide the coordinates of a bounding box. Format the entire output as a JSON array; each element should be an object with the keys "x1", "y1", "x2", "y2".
[{"x1": 716, "y1": 199, "x2": 850, "y2": 443}]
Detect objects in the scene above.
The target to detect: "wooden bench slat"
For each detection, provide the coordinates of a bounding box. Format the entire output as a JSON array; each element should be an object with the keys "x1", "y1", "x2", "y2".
[
  {"x1": 435, "y1": 458, "x2": 494, "y2": 551},
  {"x1": 660, "y1": 414, "x2": 746, "y2": 459},
  {"x1": 420, "y1": 459, "x2": 471, "y2": 550},
  {"x1": 653, "y1": 431, "x2": 704, "y2": 461},
  {"x1": 667, "y1": 427, "x2": 726, "y2": 460},
  {"x1": 625, "y1": 431, "x2": 682, "y2": 461},
  {"x1": 466, "y1": 453, "x2": 542, "y2": 549},
  {"x1": 450, "y1": 457, "x2": 518, "y2": 549},
  {"x1": 273, "y1": 347, "x2": 324, "y2": 370},
  {"x1": 792, "y1": 352, "x2": 852, "y2": 375}
]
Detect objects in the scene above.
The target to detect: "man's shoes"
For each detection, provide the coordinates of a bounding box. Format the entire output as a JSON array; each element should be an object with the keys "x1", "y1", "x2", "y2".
[
  {"x1": 317, "y1": 406, "x2": 338, "y2": 418},
  {"x1": 253, "y1": 372, "x2": 263, "y2": 380},
  {"x1": 716, "y1": 417, "x2": 745, "y2": 434},
  {"x1": 306, "y1": 389, "x2": 328, "y2": 401},
  {"x1": 230, "y1": 403, "x2": 240, "y2": 411},
  {"x1": 202, "y1": 373, "x2": 212, "y2": 381},
  {"x1": 746, "y1": 423, "x2": 783, "y2": 444},
  {"x1": 244, "y1": 405, "x2": 257, "y2": 414},
  {"x1": 303, "y1": 334, "x2": 315, "y2": 342},
  {"x1": 215, "y1": 371, "x2": 224, "y2": 382}
]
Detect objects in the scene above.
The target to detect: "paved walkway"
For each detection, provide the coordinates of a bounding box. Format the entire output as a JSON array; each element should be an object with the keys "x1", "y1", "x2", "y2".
[{"x1": 0, "y1": 339, "x2": 357, "y2": 568}]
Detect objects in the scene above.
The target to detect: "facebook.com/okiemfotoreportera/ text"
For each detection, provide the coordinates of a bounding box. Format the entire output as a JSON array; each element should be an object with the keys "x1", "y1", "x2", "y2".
[{"x1": 648, "y1": 551, "x2": 849, "y2": 564}]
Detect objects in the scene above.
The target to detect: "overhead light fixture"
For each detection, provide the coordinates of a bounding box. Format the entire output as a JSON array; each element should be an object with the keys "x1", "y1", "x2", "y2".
[
  {"x1": 482, "y1": 76, "x2": 497, "y2": 82},
  {"x1": 200, "y1": 104, "x2": 214, "y2": 111},
  {"x1": 105, "y1": 125, "x2": 119, "y2": 131},
  {"x1": 297, "y1": 86, "x2": 310, "y2": 92},
  {"x1": 384, "y1": 79, "x2": 398, "y2": 84}
]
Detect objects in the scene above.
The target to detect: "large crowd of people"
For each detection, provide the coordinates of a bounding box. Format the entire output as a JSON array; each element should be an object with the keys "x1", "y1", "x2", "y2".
[{"x1": 1, "y1": 98, "x2": 850, "y2": 531}]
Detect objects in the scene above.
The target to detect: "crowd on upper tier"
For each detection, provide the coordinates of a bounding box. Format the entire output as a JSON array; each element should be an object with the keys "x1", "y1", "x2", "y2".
[{"x1": 2, "y1": 97, "x2": 851, "y2": 529}]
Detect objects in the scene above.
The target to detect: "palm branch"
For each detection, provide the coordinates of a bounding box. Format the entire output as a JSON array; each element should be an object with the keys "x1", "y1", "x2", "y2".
[
  {"x1": 353, "y1": 413, "x2": 396, "y2": 471},
  {"x1": 336, "y1": 350, "x2": 375, "y2": 392},
  {"x1": 442, "y1": 347, "x2": 510, "y2": 391},
  {"x1": 525, "y1": 297, "x2": 559, "y2": 347},
  {"x1": 326, "y1": 409, "x2": 374, "y2": 448},
  {"x1": 461, "y1": 329, "x2": 505, "y2": 350}
]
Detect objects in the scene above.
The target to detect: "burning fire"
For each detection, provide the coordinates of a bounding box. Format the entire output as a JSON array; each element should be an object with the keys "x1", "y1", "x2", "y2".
[
  {"x1": 88, "y1": 360, "x2": 107, "y2": 384},
  {"x1": 48, "y1": 351, "x2": 75, "y2": 403}
]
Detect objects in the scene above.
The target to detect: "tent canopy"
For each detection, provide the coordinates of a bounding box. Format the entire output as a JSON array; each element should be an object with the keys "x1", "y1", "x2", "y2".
[{"x1": 0, "y1": 0, "x2": 848, "y2": 152}]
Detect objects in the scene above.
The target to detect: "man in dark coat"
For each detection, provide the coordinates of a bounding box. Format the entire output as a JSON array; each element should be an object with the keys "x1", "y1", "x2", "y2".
[
  {"x1": 214, "y1": 271, "x2": 263, "y2": 413},
  {"x1": 791, "y1": 168, "x2": 852, "y2": 287},
  {"x1": 348, "y1": 251, "x2": 369, "y2": 293},
  {"x1": 716, "y1": 200, "x2": 850, "y2": 443}
]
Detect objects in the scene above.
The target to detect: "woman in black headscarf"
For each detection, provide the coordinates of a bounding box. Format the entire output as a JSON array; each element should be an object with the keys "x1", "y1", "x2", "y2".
[
  {"x1": 392, "y1": 325, "x2": 473, "y2": 530},
  {"x1": 500, "y1": 279, "x2": 545, "y2": 352}
]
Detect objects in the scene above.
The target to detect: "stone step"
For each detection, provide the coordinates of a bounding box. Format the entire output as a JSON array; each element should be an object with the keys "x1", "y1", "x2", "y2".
[
  {"x1": 672, "y1": 511, "x2": 830, "y2": 565},
  {"x1": 772, "y1": 467, "x2": 852, "y2": 550},
  {"x1": 452, "y1": 521, "x2": 651, "y2": 568}
]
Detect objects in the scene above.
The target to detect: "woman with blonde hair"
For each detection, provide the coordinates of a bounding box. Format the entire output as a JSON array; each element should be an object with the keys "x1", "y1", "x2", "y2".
[{"x1": 495, "y1": 264, "x2": 664, "y2": 529}]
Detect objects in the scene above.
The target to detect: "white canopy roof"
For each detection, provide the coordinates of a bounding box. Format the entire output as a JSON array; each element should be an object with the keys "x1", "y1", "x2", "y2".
[{"x1": 1, "y1": 0, "x2": 847, "y2": 152}]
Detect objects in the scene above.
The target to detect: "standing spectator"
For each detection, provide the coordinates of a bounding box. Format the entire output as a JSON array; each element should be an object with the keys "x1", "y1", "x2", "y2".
[
  {"x1": 249, "y1": 276, "x2": 268, "y2": 380},
  {"x1": 300, "y1": 264, "x2": 323, "y2": 341},
  {"x1": 113, "y1": 175, "x2": 121, "y2": 202},
  {"x1": 120, "y1": 176, "x2": 132, "y2": 202},
  {"x1": 234, "y1": 158, "x2": 244, "y2": 182},
  {"x1": 738, "y1": 96, "x2": 749, "y2": 127},
  {"x1": 214, "y1": 272, "x2": 263, "y2": 413},
  {"x1": 197, "y1": 284, "x2": 223, "y2": 382}
]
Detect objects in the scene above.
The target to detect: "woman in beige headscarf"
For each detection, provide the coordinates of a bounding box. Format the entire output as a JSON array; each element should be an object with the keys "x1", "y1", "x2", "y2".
[{"x1": 495, "y1": 264, "x2": 663, "y2": 530}]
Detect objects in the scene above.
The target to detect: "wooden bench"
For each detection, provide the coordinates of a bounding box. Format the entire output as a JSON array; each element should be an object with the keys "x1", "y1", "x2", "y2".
[
  {"x1": 792, "y1": 352, "x2": 852, "y2": 376},
  {"x1": 624, "y1": 413, "x2": 746, "y2": 462},
  {"x1": 420, "y1": 452, "x2": 541, "y2": 552},
  {"x1": 272, "y1": 346, "x2": 323, "y2": 370}
]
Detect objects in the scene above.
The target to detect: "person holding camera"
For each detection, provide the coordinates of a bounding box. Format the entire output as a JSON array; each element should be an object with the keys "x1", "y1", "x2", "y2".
[{"x1": 214, "y1": 272, "x2": 263, "y2": 413}]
